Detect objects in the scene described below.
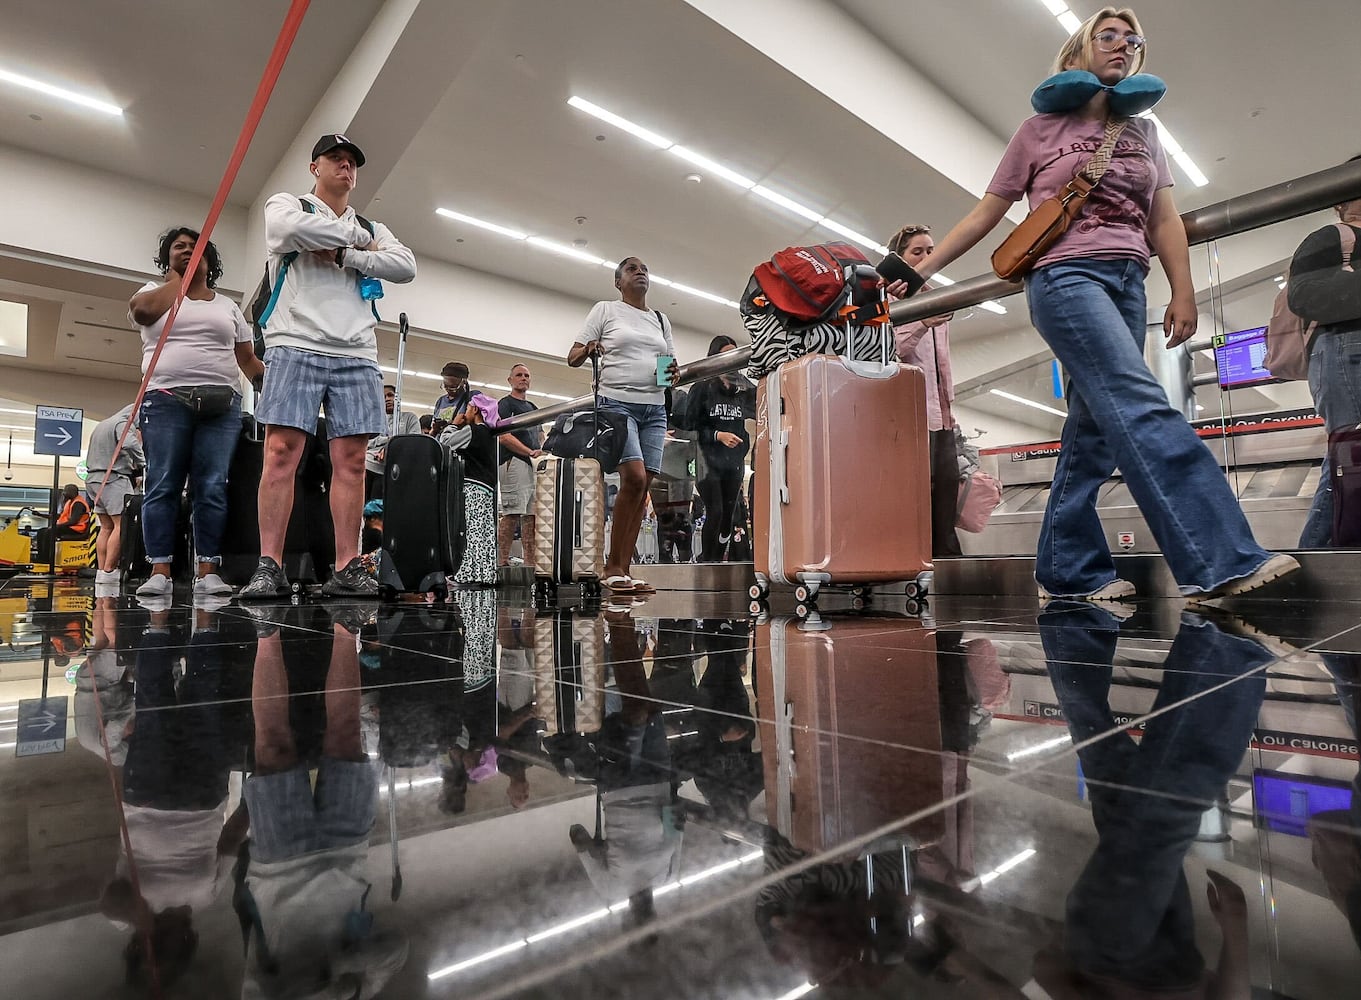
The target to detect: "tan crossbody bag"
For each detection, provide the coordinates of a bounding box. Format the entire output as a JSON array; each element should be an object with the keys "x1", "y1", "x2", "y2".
[{"x1": 991, "y1": 118, "x2": 1129, "y2": 281}]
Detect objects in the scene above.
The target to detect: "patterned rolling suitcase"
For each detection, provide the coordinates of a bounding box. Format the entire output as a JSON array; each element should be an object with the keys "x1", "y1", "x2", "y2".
[
  {"x1": 532, "y1": 455, "x2": 605, "y2": 603},
  {"x1": 532, "y1": 608, "x2": 606, "y2": 736}
]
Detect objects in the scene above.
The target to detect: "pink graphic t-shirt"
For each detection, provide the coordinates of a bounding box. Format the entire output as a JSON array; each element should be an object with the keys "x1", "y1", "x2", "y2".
[{"x1": 986, "y1": 114, "x2": 1173, "y2": 271}]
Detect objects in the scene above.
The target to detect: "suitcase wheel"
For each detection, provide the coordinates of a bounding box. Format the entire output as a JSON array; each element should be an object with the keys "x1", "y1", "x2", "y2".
[
  {"x1": 748, "y1": 583, "x2": 768, "y2": 601},
  {"x1": 749, "y1": 598, "x2": 766, "y2": 616},
  {"x1": 850, "y1": 596, "x2": 867, "y2": 612},
  {"x1": 905, "y1": 581, "x2": 923, "y2": 600},
  {"x1": 794, "y1": 601, "x2": 811, "y2": 620},
  {"x1": 793, "y1": 584, "x2": 812, "y2": 603},
  {"x1": 906, "y1": 596, "x2": 930, "y2": 618}
]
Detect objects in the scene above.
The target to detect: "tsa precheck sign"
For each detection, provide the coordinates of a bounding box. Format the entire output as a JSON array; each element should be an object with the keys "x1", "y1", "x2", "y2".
[{"x1": 33, "y1": 405, "x2": 84, "y2": 458}]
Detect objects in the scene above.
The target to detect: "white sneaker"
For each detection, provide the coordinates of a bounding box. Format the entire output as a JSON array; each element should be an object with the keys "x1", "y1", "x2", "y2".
[
  {"x1": 136, "y1": 574, "x2": 173, "y2": 598},
  {"x1": 1187, "y1": 553, "x2": 1302, "y2": 604},
  {"x1": 1038, "y1": 578, "x2": 1136, "y2": 601},
  {"x1": 193, "y1": 573, "x2": 233, "y2": 596}
]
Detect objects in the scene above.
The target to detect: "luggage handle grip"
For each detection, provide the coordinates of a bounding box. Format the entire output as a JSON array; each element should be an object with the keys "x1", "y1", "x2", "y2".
[
  {"x1": 778, "y1": 428, "x2": 790, "y2": 504},
  {"x1": 573, "y1": 489, "x2": 583, "y2": 549}
]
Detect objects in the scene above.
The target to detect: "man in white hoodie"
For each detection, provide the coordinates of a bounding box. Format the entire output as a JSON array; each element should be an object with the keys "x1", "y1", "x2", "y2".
[{"x1": 242, "y1": 134, "x2": 416, "y2": 600}]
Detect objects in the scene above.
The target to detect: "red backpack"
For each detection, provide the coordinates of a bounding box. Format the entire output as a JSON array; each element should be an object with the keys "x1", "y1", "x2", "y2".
[
  {"x1": 746, "y1": 242, "x2": 879, "y2": 324},
  {"x1": 1264, "y1": 223, "x2": 1357, "y2": 380}
]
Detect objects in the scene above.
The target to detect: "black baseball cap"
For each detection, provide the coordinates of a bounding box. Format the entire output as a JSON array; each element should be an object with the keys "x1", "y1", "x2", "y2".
[{"x1": 311, "y1": 133, "x2": 366, "y2": 167}]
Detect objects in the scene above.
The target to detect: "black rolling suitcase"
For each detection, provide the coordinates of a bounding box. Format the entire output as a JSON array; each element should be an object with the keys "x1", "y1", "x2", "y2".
[
  {"x1": 375, "y1": 314, "x2": 467, "y2": 597},
  {"x1": 1331, "y1": 425, "x2": 1361, "y2": 546},
  {"x1": 219, "y1": 414, "x2": 335, "y2": 589},
  {"x1": 120, "y1": 493, "x2": 192, "y2": 582}
]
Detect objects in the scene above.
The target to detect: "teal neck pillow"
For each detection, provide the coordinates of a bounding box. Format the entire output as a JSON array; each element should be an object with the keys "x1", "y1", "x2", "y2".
[{"x1": 1031, "y1": 70, "x2": 1166, "y2": 117}]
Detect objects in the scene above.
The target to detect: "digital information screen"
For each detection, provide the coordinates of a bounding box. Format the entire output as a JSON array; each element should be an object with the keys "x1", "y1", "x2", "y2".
[
  {"x1": 1253, "y1": 769, "x2": 1354, "y2": 837},
  {"x1": 1213, "y1": 325, "x2": 1275, "y2": 389}
]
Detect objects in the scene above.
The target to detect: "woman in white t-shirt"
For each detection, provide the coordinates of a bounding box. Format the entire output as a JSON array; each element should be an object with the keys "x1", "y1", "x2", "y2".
[
  {"x1": 569, "y1": 257, "x2": 678, "y2": 594},
  {"x1": 128, "y1": 228, "x2": 265, "y2": 599}
]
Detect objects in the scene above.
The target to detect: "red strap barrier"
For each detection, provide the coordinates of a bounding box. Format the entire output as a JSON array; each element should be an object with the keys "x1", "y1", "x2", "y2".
[
  {"x1": 88, "y1": 0, "x2": 312, "y2": 517},
  {"x1": 82, "y1": 2, "x2": 312, "y2": 991}
]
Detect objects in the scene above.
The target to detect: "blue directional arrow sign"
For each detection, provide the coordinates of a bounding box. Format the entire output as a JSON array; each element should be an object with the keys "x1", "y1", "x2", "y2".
[
  {"x1": 16, "y1": 697, "x2": 67, "y2": 756},
  {"x1": 34, "y1": 405, "x2": 84, "y2": 457}
]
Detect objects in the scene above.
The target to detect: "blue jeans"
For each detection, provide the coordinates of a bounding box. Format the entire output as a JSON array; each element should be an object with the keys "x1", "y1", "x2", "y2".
[
  {"x1": 1026, "y1": 259, "x2": 1271, "y2": 595},
  {"x1": 139, "y1": 390, "x2": 242, "y2": 563},
  {"x1": 1040, "y1": 605, "x2": 1268, "y2": 988},
  {"x1": 1300, "y1": 329, "x2": 1361, "y2": 547}
]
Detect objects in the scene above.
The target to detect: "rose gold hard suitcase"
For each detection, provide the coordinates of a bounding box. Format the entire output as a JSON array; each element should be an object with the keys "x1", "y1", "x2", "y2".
[
  {"x1": 751, "y1": 345, "x2": 933, "y2": 608},
  {"x1": 754, "y1": 613, "x2": 944, "y2": 853}
]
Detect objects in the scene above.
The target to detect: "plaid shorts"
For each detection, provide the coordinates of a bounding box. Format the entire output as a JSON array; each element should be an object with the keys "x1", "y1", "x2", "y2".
[
  {"x1": 256, "y1": 346, "x2": 385, "y2": 438},
  {"x1": 243, "y1": 758, "x2": 376, "y2": 864}
]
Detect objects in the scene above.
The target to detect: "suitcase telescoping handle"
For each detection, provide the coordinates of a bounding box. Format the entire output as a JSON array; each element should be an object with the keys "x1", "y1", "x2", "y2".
[
  {"x1": 841, "y1": 265, "x2": 894, "y2": 373},
  {"x1": 392, "y1": 312, "x2": 410, "y2": 437}
]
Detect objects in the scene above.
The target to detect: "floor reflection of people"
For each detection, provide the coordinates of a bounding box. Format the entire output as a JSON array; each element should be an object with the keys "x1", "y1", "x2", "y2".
[
  {"x1": 1310, "y1": 652, "x2": 1361, "y2": 950},
  {"x1": 237, "y1": 610, "x2": 407, "y2": 998},
  {"x1": 88, "y1": 604, "x2": 248, "y2": 990},
  {"x1": 1035, "y1": 604, "x2": 1271, "y2": 999},
  {"x1": 495, "y1": 605, "x2": 542, "y2": 811},
  {"x1": 569, "y1": 608, "x2": 684, "y2": 929},
  {"x1": 672, "y1": 618, "x2": 763, "y2": 823}
]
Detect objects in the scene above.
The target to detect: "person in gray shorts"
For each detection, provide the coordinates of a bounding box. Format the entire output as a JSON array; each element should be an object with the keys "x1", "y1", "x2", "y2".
[
  {"x1": 84, "y1": 403, "x2": 144, "y2": 589},
  {"x1": 496, "y1": 364, "x2": 543, "y2": 567},
  {"x1": 241, "y1": 133, "x2": 417, "y2": 599}
]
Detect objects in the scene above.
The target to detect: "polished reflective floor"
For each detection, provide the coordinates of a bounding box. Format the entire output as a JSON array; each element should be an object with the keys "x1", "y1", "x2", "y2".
[{"x1": 1, "y1": 576, "x2": 1358, "y2": 999}]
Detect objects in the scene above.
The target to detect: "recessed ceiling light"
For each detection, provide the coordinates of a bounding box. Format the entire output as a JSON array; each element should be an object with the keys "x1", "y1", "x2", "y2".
[
  {"x1": 567, "y1": 95, "x2": 1006, "y2": 314},
  {"x1": 0, "y1": 66, "x2": 122, "y2": 116}
]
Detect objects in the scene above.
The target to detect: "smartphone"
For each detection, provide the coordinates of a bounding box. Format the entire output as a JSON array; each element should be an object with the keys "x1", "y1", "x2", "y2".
[{"x1": 656, "y1": 354, "x2": 674, "y2": 386}]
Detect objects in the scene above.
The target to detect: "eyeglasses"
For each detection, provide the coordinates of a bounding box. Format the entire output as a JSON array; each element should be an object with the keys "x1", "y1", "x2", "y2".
[{"x1": 1093, "y1": 30, "x2": 1145, "y2": 53}]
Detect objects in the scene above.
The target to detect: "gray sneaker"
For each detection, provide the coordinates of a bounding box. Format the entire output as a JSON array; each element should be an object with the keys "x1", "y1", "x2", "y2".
[
  {"x1": 321, "y1": 558, "x2": 380, "y2": 598},
  {"x1": 239, "y1": 557, "x2": 290, "y2": 601}
]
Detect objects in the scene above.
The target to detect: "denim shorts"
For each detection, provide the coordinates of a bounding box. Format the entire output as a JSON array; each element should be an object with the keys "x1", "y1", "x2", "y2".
[
  {"x1": 256, "y1": 345, "x2": 385, "y2": 438},
  {"x1": 598, "y1": 395, "x2": 667, "y2": 475}
]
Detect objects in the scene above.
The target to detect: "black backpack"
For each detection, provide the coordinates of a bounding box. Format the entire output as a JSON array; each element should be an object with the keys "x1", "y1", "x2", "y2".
[{"x1": 244, "y1": 196, "x2": 379, "y2": 356}]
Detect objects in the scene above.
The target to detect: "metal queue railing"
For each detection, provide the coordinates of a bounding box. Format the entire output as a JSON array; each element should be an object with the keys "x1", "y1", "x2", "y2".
[{"x1": 495, "y1": 159, "x2": 1361, "y2": 437}]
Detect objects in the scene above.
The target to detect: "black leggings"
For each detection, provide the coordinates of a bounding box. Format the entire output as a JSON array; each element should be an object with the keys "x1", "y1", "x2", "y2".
[{"x1": 698, "y1": 469, "x2": 743, "y2": 561}]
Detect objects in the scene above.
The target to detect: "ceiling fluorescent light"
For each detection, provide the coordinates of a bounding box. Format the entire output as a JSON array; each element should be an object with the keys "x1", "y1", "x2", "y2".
[
  {"x1": 0, "y1": 66, "x2": 122, "y2": 116},
  {"x1": 990, "y1": 388, "x2": 1067, "y2": 418},
  {"x1": 568, "y1": 95, "x2": 673, "y2": 149},
  {"x1": 1039, "y1": 0, "x2": 1068, "y2": 14},
  {"x1": 1056, "y1": 10, "x2": 1083, "y2": 33},
  {"x1": 667, "y1": 281, "x2": 740, "y2": 309},
  {"x1": 1172, "y1": 151, "x2": 1209, "y2": 188},
  {"x1": 751, "y1": 184, "x2": 823, "y2": 223},
  {"x1": 816, "y1": 217, "x2": 889, "y2": 254},
  {"x1": 437, "y1": 205, "x2": 736, "y2": 310},
  {"x1": 774, "y1": 984, "x2": 817, "y2": 1000},
  {"x1": 435, "y1": 208, "x2": 527, "y2": 241},
  {"x1": 669, "y1": 145, "x2": 755, "y2": 189},
  {"x1": 526, "y1": 236, "x2": 606, "y2": 266},
  {"x1": 1138, "y1": 112, "x2": 1209, "y2": 187}
]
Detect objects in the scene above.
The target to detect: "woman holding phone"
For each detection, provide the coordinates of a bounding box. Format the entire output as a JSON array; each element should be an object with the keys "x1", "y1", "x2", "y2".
[{"x1": 568, "y1": 256, "x2": 678, "y2": 595}]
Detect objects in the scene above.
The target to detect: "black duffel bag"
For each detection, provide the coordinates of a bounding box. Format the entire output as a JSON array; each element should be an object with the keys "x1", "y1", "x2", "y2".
[
  {"x1": 544, "y1": 408, "x2": 628, "y2": 474},
  {"x1": 543, "y1": 353, "x2": 629, "y2": 474}
]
